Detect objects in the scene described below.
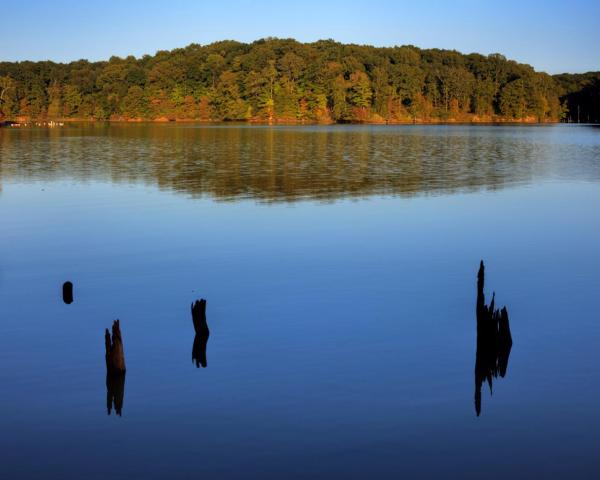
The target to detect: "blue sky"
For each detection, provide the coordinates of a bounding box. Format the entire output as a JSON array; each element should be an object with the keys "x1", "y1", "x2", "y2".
[{"x1": 3, "y1": 0, "x2": 599, "y2": 73}]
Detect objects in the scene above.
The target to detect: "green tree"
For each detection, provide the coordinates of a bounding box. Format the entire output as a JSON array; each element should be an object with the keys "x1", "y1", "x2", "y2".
[
  {"x1": 500, "y1": 79, "x2": 527, "y2": 118},
  {"x1": 348, "y1": 71, "x2": 372, "y2": 109},
  {"x1": 330, "y1": 74, "x2": 348, "y2": 120},
  {"x1": 205, "y1": 54, "x2": 225, "y2": 88},
  {"x1": 371, "y1": 66, "x2": 390, "y2": 116},
  {"x1": 0, "y1": 76, "x2": 17, "y2": 118},
  {"x1": 211, "y1": 71, "x2": 248, "y2": 120},
  {"x1": 121, "y1": 86, "x2": 148, "y2": 118},
  {"x1": 47, "y1": 82, "x2": 62, "y2": 118},
  {"x1": 63, "y1": 85, "x2": 82, "y2": 116},
  {"x1": 244, "y1": 70, "x2": 269, "y2": 117},
  {"x1": 278, "y1": 52, "x2": 304, "y2": 92}
]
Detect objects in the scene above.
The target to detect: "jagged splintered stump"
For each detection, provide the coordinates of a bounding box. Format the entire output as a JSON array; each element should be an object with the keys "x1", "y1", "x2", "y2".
[
  {"x1": 474, "y1": 260, "x2": 513, "y2": 416},
  {"x1": 191, "y1": 299, "x2": 210, "y2": 368},
  {"x1": 105, "y1": 320, "x2": 126, "y2": 373},
  {"x1": 62, "y1": 281, "x2": 73, "y2": 304}
]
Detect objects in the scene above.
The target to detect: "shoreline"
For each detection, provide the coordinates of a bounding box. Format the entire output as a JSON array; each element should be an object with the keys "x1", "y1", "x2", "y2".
[{"x1": 1, "y1": 118, "x2": 572, "y2": 128}]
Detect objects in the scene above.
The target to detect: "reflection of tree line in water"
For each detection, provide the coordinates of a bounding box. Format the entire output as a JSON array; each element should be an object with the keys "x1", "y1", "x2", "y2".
[
  {"x1": 62, "y1": 260, "x2": 511, "y2": 417},
  {"x1": 2, "y1": 126, "x2": 540, "y2": 201}
]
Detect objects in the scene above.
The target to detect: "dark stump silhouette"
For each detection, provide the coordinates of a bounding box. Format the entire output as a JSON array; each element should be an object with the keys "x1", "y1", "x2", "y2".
[
  {"x1": 106, "y1": 371, "x2": 125, "y2": 416},
  {"x1": 474, "y1": 261, "x2": 512, "y2": 416},
  {"x1": 105, "y1": 320, "x2": 126, "y2": 373},
  {"x1": 191, "y1": 299, "x2": 209, "y2": 368},
  {"x1": 105, "y1": 320, "x2": 126, "y2": 416},
  {"x1": 62, "y1": 281, "x2": 73, "y2": 304}
]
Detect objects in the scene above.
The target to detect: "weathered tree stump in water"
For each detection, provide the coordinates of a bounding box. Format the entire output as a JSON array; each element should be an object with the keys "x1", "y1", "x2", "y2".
[
  {"x1": 191, "y1": 299, "x2": 208, "y2": 334},
  {"x1": 191, "y1": 299, "x2": 209, "y2": 368},
  {"x1": 62, "y1": 281, "x2": 73, "y2": 304},
  {"x1": 474, "y1": 261, "x2": 513, "y2": 416},
  {"x1": 105, "y1": 320, "x2": 126, "y2": 373}
]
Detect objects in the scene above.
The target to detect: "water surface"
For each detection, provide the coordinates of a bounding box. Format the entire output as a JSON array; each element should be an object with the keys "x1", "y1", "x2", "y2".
[{"x1": 1, "y1": 124, "x2": 599, "y2": 479}]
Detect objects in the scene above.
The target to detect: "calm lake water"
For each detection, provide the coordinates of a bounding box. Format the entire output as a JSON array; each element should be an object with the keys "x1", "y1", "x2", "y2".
[{"x1": 1, "y1": 124, "x2": 599, "y2": 479}]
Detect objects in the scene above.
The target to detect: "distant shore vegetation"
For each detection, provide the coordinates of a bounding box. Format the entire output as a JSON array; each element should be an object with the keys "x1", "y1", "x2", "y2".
[{"x1": 0, "y1": 38, "x2": 599, "y2": 124}]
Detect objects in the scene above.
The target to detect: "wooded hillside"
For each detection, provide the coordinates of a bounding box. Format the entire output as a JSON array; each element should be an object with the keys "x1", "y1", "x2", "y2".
[{"x1": 0, "y1": 38, "x2": 590, "y2": 123}]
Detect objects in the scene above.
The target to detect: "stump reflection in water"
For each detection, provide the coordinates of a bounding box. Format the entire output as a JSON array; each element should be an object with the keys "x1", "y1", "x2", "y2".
[
  {"x1": 106, "y1": 371, "x2": 125, "y2": 416},
  {"x1": 191, "y1": 299, "x2": 210, "y2": 368},
  {"x1": 105, "y1": 320, "x2": 126, "y2": 416}
]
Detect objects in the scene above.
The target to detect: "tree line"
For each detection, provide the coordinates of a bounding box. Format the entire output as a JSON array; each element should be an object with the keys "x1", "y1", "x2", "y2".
[
  {"x1": 0, "y1": 38, "x2": 596, "y2": 123},
  {"x1": 553, "y1": 72, "x2": 600, "y2": 123}
]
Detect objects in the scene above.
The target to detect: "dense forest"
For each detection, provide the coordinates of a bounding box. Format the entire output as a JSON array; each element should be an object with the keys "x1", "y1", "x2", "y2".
[
  {"x1": 0, "y1": 38, "x2": 597, "y2": 124},
  {"x1": 553, "y1": 72, "x2": 600, "y2": 123}
]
